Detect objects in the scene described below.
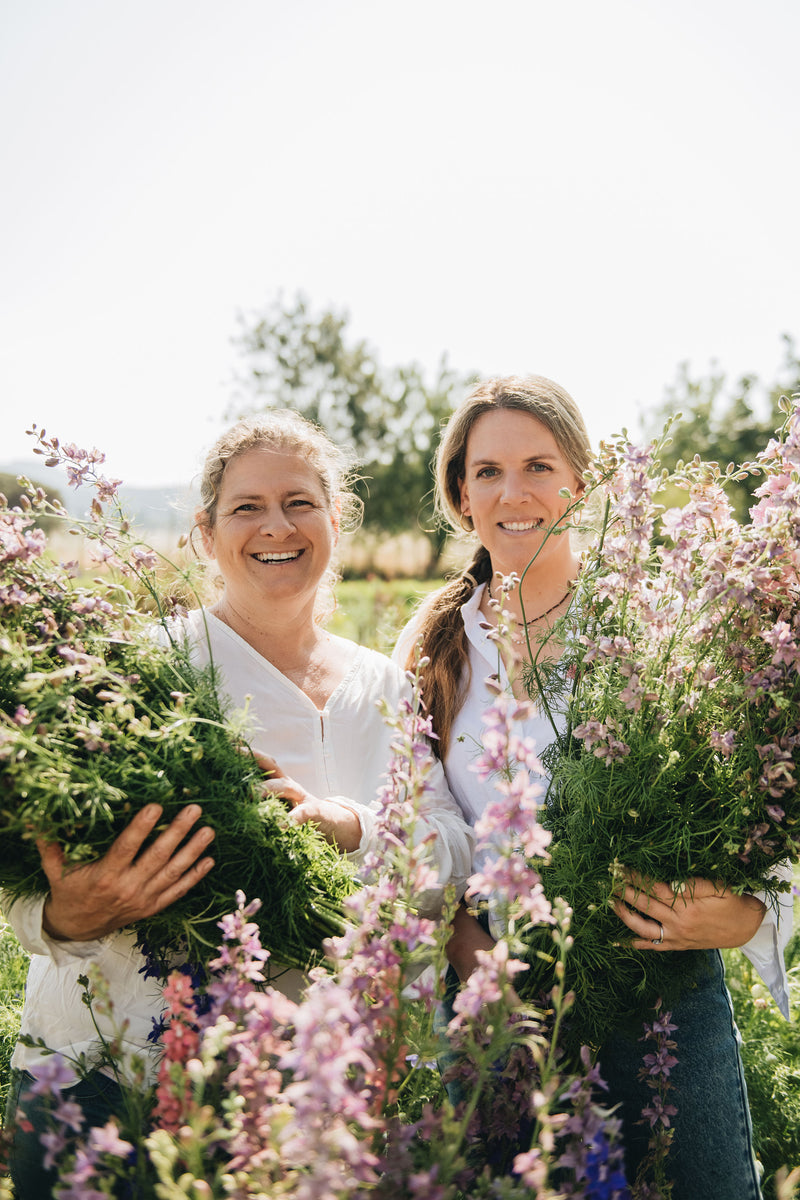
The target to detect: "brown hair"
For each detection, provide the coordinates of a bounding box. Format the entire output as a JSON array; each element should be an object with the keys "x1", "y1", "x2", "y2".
[{"x1": 407, "y1": 375, "x2": 591, "y2": 758}]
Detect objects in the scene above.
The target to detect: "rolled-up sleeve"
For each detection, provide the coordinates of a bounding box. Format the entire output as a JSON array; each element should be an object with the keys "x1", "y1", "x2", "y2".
[
  {"x1": 1, "y1": 891, "x2": 109, "y2": 963},
  {"x1": 739, "y1": 862, "x2": 795, "y2": 1018}
]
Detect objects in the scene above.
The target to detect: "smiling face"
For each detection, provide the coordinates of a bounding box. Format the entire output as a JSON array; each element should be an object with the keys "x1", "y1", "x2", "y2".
[
  {"x1": 199, "y1": 445, "x2": 339, "y2": 616},
  {"x1": 458, "y1": 408, "x2": 583, "y2": 579}
]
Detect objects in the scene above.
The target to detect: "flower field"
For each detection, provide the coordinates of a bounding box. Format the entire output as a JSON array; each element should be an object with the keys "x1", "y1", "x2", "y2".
[
  {"x1": 1, "y1": 569, "x2": 798, "y2": 1195},
  {"x1": 1, "y1": 426, "x2": 799, "y2": 1198}
]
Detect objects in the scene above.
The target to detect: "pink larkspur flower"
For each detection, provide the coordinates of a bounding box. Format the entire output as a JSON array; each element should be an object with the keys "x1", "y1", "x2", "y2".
[
  {"x1": 86, "y1": 1120, "x2": 133, "y2": 1159},
  {"x1": 26, "y1": 1055, "x2": 78, "y2": 1096}
]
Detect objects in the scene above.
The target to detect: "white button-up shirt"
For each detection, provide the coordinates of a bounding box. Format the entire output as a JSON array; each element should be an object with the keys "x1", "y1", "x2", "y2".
[{"x1": 5, "y1": 609, "x2": 474, "y2": 1082}]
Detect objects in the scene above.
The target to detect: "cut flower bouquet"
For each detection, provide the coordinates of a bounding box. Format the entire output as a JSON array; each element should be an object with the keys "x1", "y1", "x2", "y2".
[
  {"x1": 0, "y1": 431, "x2": 355, "y2": 977},
  {"x1": 515, "y1": 398, "x2": 800, "y2": 1048}
]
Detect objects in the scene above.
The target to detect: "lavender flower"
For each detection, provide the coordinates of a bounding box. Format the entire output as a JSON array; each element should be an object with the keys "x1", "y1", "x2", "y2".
[{"x1": 627, "y1": 1001, "x2": 679, "y2": 1197}]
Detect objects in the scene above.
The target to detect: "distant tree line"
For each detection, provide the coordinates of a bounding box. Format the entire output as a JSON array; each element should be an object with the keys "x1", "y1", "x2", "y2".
[
  {"x1": 0, "y1": 471, "x2": 65, "y2": 532},
  {"x1": 230, "y1": 295, "x2": 799, "y2": 568},
  {"x1": 645, "y1": 333, "x2": 800, "y2": 521},
  {"x1": 229, "y1": 294, "x2": 475, "y2": 563}
]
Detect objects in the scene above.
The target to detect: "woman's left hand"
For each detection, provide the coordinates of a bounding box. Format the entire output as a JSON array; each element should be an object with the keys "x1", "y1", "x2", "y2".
[
  {"x1": 611, "y1": 869, "x2": 767, "y2": 951},
  {"x1": 252, "y1": 751, "x2": 362, "y2": 853}
]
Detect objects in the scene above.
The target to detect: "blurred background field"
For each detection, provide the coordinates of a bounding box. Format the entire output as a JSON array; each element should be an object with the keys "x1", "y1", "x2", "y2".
[
  {"x1": 722, "y1": 933, "x2": 800, "y2": 1196},
  {"x1": 328, "y1": 576, "x2": 441, "y2": 655}
]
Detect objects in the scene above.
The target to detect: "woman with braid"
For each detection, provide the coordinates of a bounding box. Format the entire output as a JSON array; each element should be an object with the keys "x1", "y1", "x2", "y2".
[{"x1": 394, "y1": 374, "x2": 791, "y2": 1199}]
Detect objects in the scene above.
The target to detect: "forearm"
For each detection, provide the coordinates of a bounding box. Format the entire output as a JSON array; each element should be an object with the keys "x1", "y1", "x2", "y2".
[
  {"x1": 446, "y1": 901, "x2": 496, "y2": 982},
  {"x1": 404, "y1": 758, "x2": 477, "y2": 913}
]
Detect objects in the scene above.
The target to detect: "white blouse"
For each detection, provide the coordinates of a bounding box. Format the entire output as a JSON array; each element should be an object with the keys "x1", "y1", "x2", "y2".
[
  {"x1": 394, "y1": 583, "x2": 794, "y2": 1018},
  {"x1": 4, "y1": 610, "x2": 474, "y2": 1083},
  {"x1": 175, "y1": 610, "x2": 474, "y2": 911}
]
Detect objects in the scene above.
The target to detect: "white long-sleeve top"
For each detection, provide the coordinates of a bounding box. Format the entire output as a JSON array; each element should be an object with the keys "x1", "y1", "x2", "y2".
[
  {"x1": 5, "y1": 609, "x2": 474, "y2": 1083},
  {"x1": 394, "y1": 583, "x2": 794, "y2": 1019}
]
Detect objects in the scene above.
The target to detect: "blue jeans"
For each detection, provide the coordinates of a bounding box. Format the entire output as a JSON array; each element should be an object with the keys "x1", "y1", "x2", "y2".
[
  {"x1": 597, "y1": 950, "x2": 762, "y2": 1200},
  {"x1": 437, "y1": 941, "x2": 762, "y2": 1200},
  {"x1": 4, "y1": 1068, "x2": 124, "y2": 1199}
]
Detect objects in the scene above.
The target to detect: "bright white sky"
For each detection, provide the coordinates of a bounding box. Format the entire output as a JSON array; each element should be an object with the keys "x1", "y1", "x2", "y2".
[{"x1": 2, "y1": 0, "x2": 798, "y2": 488}]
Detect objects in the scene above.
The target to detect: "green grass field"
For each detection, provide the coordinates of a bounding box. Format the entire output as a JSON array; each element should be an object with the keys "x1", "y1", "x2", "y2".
[
  {"x1": 328, "y1": 576, "x2": 442, "y2": 653},
  {"x1": 0, "y1": 917, "x2": 30, "y2": 1117}
]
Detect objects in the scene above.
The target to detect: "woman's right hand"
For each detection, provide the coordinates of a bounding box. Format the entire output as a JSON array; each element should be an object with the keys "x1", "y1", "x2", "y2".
[{"x1": 39, "y1": 803, "x2": 216, "y2": 942}]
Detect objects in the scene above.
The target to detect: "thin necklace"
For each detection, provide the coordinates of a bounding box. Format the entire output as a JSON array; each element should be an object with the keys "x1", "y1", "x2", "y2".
[{"x1": 487, "y1": 579, "x2": 573, "y2": 627}]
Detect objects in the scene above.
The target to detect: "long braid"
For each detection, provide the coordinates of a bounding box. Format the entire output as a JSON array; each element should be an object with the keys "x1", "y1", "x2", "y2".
[{"x1": 402, "y1": 548, "x2": 492, "y2": 759}]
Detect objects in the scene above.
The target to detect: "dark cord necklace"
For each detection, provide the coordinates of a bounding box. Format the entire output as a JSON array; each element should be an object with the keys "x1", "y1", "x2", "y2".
[{"x1": 487, "y1": 579, "x2": 573, "y2": 627}]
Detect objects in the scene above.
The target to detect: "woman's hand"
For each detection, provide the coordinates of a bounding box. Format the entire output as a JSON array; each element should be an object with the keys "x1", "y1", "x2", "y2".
[
  {"x1": 253, "y1": 751, "x2": 362, "y2": 853},
  {"x1": 611, "y1": 869, "x2": 767, "y2": 951},
  {"x1": 446, "y1": 900, "x2": 497, "y2": 982},
  {"x1": 446, "y1": 903, "x2": 526, "y2": 1009},
  {"x1": 39, "y1": 804, "x2": 216, "y2": 942}
]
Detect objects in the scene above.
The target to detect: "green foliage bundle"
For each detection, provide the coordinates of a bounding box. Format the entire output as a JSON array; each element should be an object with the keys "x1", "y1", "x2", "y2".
[
  {"x1": 516, "y1": 401, "x2": 800, "y2": 1049},
  {"x1": 0, "y1": 433, "x2": 355, "y2": 977}
]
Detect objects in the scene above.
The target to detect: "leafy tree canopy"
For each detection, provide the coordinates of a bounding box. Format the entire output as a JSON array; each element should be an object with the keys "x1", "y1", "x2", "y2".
[
  {"x1": 646, "y1": 334, "x2": 800, "y2": 521},
  {"x1": 230, "y1": 294, "x2": 476, "y2": 561}
]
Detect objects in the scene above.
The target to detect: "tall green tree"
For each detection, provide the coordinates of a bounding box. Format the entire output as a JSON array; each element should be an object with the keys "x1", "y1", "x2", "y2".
[
  {"x1": 646, "y1": 334, "x2": 800, "y2": 520},
  {"x1": 230, "y1": 294, "x2": 475, "y2": 564}
]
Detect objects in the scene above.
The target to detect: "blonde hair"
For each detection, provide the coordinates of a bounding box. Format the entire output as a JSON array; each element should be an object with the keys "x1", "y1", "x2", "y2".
[
  {"x1": 198, "y1": 410, "x2": 361, "y2": 530},
  {"x1": 195, "y1": 410, "x2": 362, "y2": 621},
  {"x1": 408, "y1": 376, "x2": 591, "y2": 758}
]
